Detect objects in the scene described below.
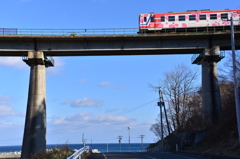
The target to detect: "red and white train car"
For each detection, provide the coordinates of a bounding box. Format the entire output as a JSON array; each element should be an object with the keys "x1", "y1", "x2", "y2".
[{"x1": 139, "y1": 9, "x2": 240, "y2": 32}]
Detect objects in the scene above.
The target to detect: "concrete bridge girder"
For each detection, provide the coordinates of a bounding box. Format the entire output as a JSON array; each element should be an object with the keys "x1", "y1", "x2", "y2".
[{"x1": 0, "y1": 32, "x2": 240, "y2": 56}]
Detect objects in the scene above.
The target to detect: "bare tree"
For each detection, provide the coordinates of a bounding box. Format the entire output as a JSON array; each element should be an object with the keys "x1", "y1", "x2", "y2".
[
  {"x1": 219, "y1": 51, "x2": 240, "y2": 83},
  {"x1": 150, "y1": 115, "x2": 172, "y2": 141},
  {"x1": 219, "y1": 51, "x2": 240, "y2": 121},
  {"x1": 161, "y1": 64, "x2": 199, "y2": 130},
  {"x1": 150, "y1": 64, "x2": 201, "y2": 140}
]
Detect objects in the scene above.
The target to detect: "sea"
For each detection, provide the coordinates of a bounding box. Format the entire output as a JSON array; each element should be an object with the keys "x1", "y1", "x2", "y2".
[{"x1": 0, "y1": 143, "x2": 151, "y2": 153}]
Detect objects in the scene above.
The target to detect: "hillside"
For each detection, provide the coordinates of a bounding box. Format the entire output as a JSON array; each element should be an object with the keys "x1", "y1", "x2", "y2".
[{"x1": 185, "y1": 113, "x2": 240, "y2": 158}]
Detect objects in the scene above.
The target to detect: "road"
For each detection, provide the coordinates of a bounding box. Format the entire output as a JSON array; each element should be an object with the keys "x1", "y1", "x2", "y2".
[{"x1": 88, "y1": 152, "x2": 206, "y2": 159}]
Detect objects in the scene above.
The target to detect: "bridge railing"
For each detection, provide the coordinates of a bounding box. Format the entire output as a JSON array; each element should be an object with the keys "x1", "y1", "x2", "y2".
[
  {"x1": 0, "y1": 26, "x2": 239, "y2": 36},
  {"x1": 12, "y1": 28, "x2": 140, "y2": 36},
  {"x1": 66, "y1": 146, "x2": 90, "y2": 159}
]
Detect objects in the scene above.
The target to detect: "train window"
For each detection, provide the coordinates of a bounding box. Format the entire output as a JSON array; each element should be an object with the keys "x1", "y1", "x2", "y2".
[
  {"x1": 151, "y1": 17, "x2": 154, "y2": 22},
  {"x1": 221, "y1": 13, "x2": 228, "y2": 19},
  {"x1": 169, "y1": 16, "x2": 175, "y2": 21},
  {"x1": 161, "y1": 16, "x2": 165, "y2": 22},
  {"x1": 189, "y1": 15, "x2": 196, "y2": 21},
  {"x1": 210, "y1": 14, "x2": 217, "y2": 20},
  {"x1": 200, "y1": 14, "x2": 206, "y2": 20},
  {"x1": 144, "y1": 17, "x2": 147, "y2": 22},
  {"x1": 179, "y1": 15, "x2": 185, "y2": 21}
]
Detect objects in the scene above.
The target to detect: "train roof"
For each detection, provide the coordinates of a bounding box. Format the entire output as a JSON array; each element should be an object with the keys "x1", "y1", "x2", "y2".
[{"x1": 140, "y1": 9, "x2": 240, "y2": 15}]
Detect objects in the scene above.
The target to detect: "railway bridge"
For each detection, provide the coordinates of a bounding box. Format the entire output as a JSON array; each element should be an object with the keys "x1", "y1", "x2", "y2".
[{"x1": 0, "y1": 28, "x2": 239, "y2": 158}]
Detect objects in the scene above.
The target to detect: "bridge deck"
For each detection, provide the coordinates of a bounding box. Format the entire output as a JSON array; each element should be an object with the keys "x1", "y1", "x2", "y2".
[{"x1": 0, "y1": 28, "x2": 239, "y2": 56}]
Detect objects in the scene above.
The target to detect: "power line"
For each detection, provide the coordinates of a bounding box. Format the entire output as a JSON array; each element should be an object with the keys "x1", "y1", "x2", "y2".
[
  {"x1": 0, "y1": 98, "x2": 158, "y2": 144},
  {"x1": 235, "y1": 5, "x2": 240, "y2": 9},
  {"x1": 47, "y1": 98, "x2": 158, "y2": 136}
]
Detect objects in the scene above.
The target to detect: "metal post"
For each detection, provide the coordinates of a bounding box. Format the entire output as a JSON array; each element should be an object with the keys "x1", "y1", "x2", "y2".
[
  {"x1": 156, "y1": 88, "x2": 164, "y2": 152},
  {"x1": 127, "y1": 127, "x2": 130, "y2": 152},
  {"x1": 160, "y1": 99, "x2": 164, "y2": 151},
  {"x1": 139, "y1": 135, "x2": 144, "y2": 152},
  {"x1": 107, "y1": 143, "x2": 108, "y2": 152},
  {"x1": 230, "y1": 17, "x2": 240, "y2": 144},
  {"x1": 117, "y1": 136, "x2": 122, "y2": 152}
]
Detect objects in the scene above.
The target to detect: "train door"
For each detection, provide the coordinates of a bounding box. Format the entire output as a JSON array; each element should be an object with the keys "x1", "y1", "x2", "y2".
[
  {"x1": 149, "y1": 14, "x2": 155, "y2": 29},
  {"x1": 139, "y1": 14, "x2": 148, "y2": 30}
]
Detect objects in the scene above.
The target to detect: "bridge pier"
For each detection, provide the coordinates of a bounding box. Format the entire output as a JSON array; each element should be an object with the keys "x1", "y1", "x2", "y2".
[
  {"x1": 201, "y1": 46, "x2": 222, "y2": 127},
  {"x1": 21, "y1": 51, "x2": 47, "y2": 159}
]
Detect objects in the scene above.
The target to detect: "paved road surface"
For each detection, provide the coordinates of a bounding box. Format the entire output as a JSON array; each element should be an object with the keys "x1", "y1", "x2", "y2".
[{"x1": 88, "y1": 152, "x2": 206, "y2": 159}]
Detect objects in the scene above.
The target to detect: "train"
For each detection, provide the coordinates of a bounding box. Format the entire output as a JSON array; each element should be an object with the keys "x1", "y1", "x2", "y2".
[{"x1": 139, "y1": 9, "x2": 240, "y2": 33}]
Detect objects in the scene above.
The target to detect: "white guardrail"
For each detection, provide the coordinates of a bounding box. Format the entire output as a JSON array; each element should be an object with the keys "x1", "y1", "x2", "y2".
[{"x1": 66, "y1": 146, "x2": 90, "y2": 159}]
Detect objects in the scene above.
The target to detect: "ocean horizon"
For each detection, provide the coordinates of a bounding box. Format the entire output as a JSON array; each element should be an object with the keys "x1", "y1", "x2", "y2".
[{"x1": 0, "y1": 143, "x2": 151, "y2": 153}]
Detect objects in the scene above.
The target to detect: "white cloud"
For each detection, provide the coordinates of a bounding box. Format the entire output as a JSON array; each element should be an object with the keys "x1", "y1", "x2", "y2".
[
  {"x1": 65, "y1": 112, "x2": 91, "y2": 121},
  {"x1": 0, "y1": 57, "x2": 64, "y2": 73},
  {"x1": 51, "y1": 113, "x2": 91, "y2": 125},
  {"x1": 78, "y1": 78, "x2": 87, "y2": 83},
  {"x1": 52, "y1": 118, "x2": 69, "y2": 125},
  {"x1": 115, "y1": 85, "x2": 126, "y2": 90},
  {"x1": 46, "y1": 113, "x2": 156, "y2": 144},
  {"x1": 98, "y1": 81, "x2": 111, "y2": 87},
  {"x1": 96, "y1": 114, "x2": 134, "y2": 123},
  {"x1": 46, "y1": 57, "x2": 65, "y2": 75},
  {"x1": 0, "y1": 105, "x2": 16, "y2": 116},
  {"x1": 0, "y1": 57, "x2": 28, "y2": 69},
  {"x1": 71, "y1": 97, "x2": 103, "y2": 107},
  {"x1": 62, "y1": 99, "x2": 71, "y2": 105},
  {"x1": 0, "y1": 96, "x2": 12, "y2": 105},
  {"x1": 63, "y1": 97, "x2": 103, "y2": 108},
  {"x1": 105, "y1": 108, "x2": 118, "y2": 113},
  {"x1": 142, "y1": 121, "x2": 155, "y2": 125},
  {"x1": 51, "y1": 112, "x2": 134, "y2": 126},
  {"x1": 0, "y1": 96, "x2": 25, "y2": 118}
]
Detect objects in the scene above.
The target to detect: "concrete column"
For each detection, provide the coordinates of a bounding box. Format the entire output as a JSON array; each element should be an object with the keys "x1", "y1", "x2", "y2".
[
  {"x1": 21, "y1": 51, "x2": 46, "y2": 159},
  {"x1": 202, "y1": 46, "x2": 222, "y2": 127}
]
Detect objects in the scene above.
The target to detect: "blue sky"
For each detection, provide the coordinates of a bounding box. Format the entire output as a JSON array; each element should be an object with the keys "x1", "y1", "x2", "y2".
[{"x1": 0, "y1": 0, "x2": 237, "y2": 146}]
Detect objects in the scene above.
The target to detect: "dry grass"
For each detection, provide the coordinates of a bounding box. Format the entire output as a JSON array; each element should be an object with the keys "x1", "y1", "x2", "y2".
[
  {"x1": 30, "y1": 145, "x2": 74, "y2": 159},
  {"x1": 185, "y1": 110, "x2": 240, "y2": 158}
]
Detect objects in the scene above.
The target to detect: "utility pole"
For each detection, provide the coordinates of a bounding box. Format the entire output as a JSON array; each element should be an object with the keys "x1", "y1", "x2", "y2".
[
  {"x1": 139, "y1": 135, "x2": 144, "y2": 152},
  {"x1": 82, "y1": 133, "x2": 87, "y2": 147},
  {"x1": 154, "y1": 87, "x2": 164, "y2": 151},
  {"x1": 117, "y1": 136, "x2": 123, "y2": 152},
  {"x1": 127, "y1": 127, "x2": 130, "y2": 152},
  {"x1": 155, "y1": 87, "x2": 172, "y2": 151},
  {"x1": 106, "y1": 143, "x2": 108, "y2": 152},
  {"x1": 230, "y1": 16, "x2": 240, "y2": 144}
]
